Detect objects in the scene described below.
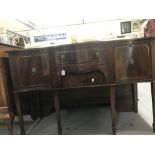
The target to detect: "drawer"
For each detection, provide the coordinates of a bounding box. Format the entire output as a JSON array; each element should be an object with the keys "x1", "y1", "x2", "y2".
[
  {"x1": 9, "y1": 49, "x2": 52, "y2": 90},
  {"x1": 54, "y1": 46, "x2": 76, "y2": 64},
  {"x1": 56, "y1": 63, "x2": 110, "y2": 87},
  {"x1": 54, "y1": 44, "x2": 108, "y2": 65},
  {"x1": 75, "y1": 45, "x2": 108, "y2": 64}
]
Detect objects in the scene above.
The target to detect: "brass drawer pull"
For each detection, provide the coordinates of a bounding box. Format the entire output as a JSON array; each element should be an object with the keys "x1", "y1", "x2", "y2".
[
  {"x1": 96, "y1": 51, "x2": 100, "y2": 58},
  {"x1": 61, "y1": 54, "x2": 65, "y2": 62},
  {"x1": 129, "y1": 58, "x2": 134, "y2": 64},
  {"x1": 32, "y1": 67, "x2": 37, "y2": 76}
]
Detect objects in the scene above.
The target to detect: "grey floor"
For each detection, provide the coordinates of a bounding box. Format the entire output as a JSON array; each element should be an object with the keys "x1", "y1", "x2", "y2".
[{"x1": 0, "y1": 106, "x2": 154, "y2": 135}]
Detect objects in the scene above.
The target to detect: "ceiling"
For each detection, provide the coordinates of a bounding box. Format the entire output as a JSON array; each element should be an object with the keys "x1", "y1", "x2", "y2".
[{"x1": 0, "y1": 0, "x2": 153, "y2": 33}]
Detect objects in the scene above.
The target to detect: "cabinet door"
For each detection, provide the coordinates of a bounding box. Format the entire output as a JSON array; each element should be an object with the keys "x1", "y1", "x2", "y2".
[
  {"x1": 115, "y1": 42, "x2": 151, "y2": 83},
  {"x1": 9, "y1": 49, "x2": 52, "y2": 91}
]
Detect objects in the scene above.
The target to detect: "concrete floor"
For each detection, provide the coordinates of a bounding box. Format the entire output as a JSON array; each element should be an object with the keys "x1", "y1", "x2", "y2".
[{"x1": 0, "y1": 106, "x2": 154, "y2": 135}]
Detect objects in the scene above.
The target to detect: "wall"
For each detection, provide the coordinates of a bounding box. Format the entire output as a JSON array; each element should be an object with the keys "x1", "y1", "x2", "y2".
[
  {"x1": 26, "y1": 19, "x2": 146, "y2": 47},
  {"x1": 138, "y1": 83, "x2": 153, "y2": 127},
  {"x1": 0, "y1": 19, "x2": 148, "y2": 47}
]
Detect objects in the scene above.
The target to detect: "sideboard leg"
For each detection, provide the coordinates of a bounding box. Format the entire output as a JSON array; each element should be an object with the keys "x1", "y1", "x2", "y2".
[
  {"x1": 110, "y1": 85, "x2": 116, "y2": 135},
  {"x1": 53, "y1": 91, "x2": 62, "y2": 135},
  {"x1": 4, "y1": 115, "x2": 14, "y2": 135},
  {"x1": 14, "y1": 93, "x2": 25, "y2": 135},
  {"x1": 151, "y1": 82, "x2": 155, "y2": 133},
  {"x1": 132, "y1": 83, "x2": 138, "y2": 113}
]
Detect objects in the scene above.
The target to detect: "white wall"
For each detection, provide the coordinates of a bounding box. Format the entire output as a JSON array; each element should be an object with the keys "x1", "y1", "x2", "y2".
[
  {"x1": 28, "y1": 19, "x2": 144, "y2": 47},
  {"x1": 138, "y1": 83, "x2": 153, "y2": 127}
]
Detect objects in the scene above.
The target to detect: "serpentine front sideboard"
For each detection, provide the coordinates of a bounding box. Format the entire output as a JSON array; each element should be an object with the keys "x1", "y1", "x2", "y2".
[{"x1": 7, "y1": 37, "x2": 155, "y2": 135}]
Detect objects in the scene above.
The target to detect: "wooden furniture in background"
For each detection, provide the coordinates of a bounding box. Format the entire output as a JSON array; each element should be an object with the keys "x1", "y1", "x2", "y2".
[
  {"x1": 8, "y1": 38, "x2": 154, "y2": 135},
  {"x1": 0, "y1": 43, "x2": 22, "y2": 134}
]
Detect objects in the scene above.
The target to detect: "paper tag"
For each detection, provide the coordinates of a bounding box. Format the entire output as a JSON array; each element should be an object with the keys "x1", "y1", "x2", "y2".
[
  {"x1": 61, "y1": 69, "x2": 65, "y2": 76},
  {"x1": 91, "y1": 78, "x2": 95, "y2": 83}
]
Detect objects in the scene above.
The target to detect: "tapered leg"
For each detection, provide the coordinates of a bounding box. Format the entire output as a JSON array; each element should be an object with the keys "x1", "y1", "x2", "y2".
[
  {"x1": 53, "y1": 91, "x2": 62, "y2": 135},
  {"x1": 14, "y1": 93, "x2": 25, "y2": 135},
  {"x1": 151, "y1": 82, "x2": 155, "y2": 133},
  {"x1": 110, "y1": 85, "x2": 116, "y2": 135},
  {"x1": 31, "y1": 92, "x2": 41, "y2": 120},
  {"x1": 4, "y1": 116, "x2": 14, "y2": 135},
  {"x1": 132, "y1": 83, "x2": 138, "y2": 113}
]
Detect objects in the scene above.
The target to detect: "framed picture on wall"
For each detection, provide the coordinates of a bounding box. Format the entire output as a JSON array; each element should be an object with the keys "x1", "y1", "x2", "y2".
[
  {"x1": 131, "y1": 21, "x2": 140, "y2": 32},
  {"x1": 120, "y1": 21, "x2": 131, "y2": 34}
]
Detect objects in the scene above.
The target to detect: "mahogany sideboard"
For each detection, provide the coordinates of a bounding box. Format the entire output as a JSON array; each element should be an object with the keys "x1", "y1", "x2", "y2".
[{"x1": 8, "y1": 37, "x2": 155, "y2": 135}]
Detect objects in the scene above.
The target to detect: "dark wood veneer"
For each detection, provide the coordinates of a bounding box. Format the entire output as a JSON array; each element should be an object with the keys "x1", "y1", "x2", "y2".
[
  {"x1": 7, "y1": 38, "x2": 155, "y2": 134},
  {"x1": 115, "y1": 40, "x2": 151, "y2": 83},
  {"x1": 9, "y1": 49, "x2": 52, "y2": 90}
]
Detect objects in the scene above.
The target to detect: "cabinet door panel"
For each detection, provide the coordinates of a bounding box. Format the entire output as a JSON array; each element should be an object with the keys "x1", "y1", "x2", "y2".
[
  {"x1": 9, "y1": 50, "x2": 52, "y2": 90},
  {"x1": 115, "y1": 43, "x2": 151, "y2": 82}
]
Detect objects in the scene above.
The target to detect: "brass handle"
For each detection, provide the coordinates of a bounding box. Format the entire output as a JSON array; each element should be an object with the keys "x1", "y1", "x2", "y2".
[
  {"x1": 32, "y1": 67, "x2": 37, "y2": 76},
  {"x1": 129, "y1": 58, "x2": 134, "y2": 64},
  {"x1": 60, "y1": 54, "x2": 65, "y2": 66},
  {"x1": 96, "y1": 51, "x2": 100, "y2": 58},
  {"x1": 61, "y1": 54, "x2": 65, "y2": 61}
]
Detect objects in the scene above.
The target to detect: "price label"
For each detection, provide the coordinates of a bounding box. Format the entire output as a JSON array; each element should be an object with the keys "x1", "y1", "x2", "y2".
[{"x1": 61, "y1": 69, "x2": 65, "y2": 76}]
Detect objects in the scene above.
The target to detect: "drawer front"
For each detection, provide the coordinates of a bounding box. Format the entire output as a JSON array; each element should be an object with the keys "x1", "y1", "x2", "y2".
[
  {"x1": 9, "y1": 50, "x2": 52, "y2": 90},
  {"x1": 54, "y1": 46, "x2": 76, "y2": 65},
  {"x1": 115, "y1": 42, "x2": 151, "y2": 82},
  {"x1": 76, "y1": 45, "x2": 108, "y2": 64},
  {"x1": 54, "y1": 44, "x2": 108, "y2": 65},
  {"x1": 56, "y1": 63, "x2": 110, "y2": 87}
]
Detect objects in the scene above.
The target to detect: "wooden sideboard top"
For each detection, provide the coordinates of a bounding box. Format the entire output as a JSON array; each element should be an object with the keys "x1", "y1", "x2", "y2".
[
  {"x1": 0, "y1": 43, "x2": 23, "y2": 57},
  {"x1": 6, "y1": 37, "x2": 154, "y2": 54}
]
